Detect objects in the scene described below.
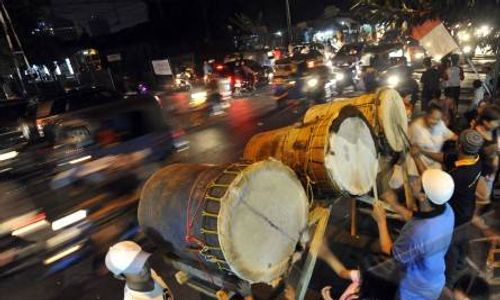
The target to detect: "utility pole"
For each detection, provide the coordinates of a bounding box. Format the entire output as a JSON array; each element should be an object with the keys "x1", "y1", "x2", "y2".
[
  {"x1": 285, "y1": 0, "x2": 293, "y2": 43},
  {"x1": 0, "y1": 0, "x2": 29, "y2": 95}
]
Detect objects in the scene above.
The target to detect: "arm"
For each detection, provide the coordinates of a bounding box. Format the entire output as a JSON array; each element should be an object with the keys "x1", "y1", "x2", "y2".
[
  {"x1": 318, "y1": 241, "x2": 352, "y2": 280},
  {"x1": 372, "y1": 201, "x2": 393, "y2": 255},
  {"x1": 381, "y1": 190, "x2": 413, "y2": 221},
  {"x1": 420, "y1": 149, "x2": 444, "y2": 163},
  {"x1": 410, "y1": 145, "x2": 435, "y2": 175}
]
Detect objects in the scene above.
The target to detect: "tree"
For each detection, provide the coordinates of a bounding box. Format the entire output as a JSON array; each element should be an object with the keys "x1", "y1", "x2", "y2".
[
  {"x1": 229, "y1": 12, "x2": 268, "y2": 35},
  {"x1": 351, "y1": 0, "x2": 500, "y2": 93}
]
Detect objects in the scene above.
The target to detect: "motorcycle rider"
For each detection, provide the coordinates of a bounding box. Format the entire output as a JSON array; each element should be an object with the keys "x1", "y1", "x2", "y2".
[{"x1": 240, "y1": 60, "x2": 257, "y2": 91}]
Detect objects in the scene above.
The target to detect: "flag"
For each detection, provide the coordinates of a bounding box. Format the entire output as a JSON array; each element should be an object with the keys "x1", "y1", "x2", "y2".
[{"x1": 411, "y1": 20, "x2": 460, "y2": 60}]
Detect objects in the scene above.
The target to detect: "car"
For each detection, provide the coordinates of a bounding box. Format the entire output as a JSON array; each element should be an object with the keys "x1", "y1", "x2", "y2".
[
  {"x1": 214, "y1": 59, "x2": 273, "y2": 89},
  {"x1": 379, "y1": 65, "x2": 419, "y2": 104}
]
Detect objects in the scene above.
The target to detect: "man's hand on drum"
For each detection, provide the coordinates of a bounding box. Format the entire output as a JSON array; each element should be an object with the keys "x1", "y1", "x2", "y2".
[
  {"x1": 371, "y1": 201, "x2": 387, "y2": 224},
  {"x1": 410, "y1": 145, "x2": 421, "y2": 158}
]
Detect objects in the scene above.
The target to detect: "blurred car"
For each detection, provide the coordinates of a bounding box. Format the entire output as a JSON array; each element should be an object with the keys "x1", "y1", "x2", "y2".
[
  {"x1": 379, "y1": 65, "x2": 419, "y2": 104},
  {"x1": 273, "y1": 65, "x2": 335, "y2": 106},
  {"x1": 214, "y1": 59, "x2": 273, "y2": 88},
  {"x1": 331, "y1": 43, "x2": 366, "y2": 67},
  {"x1": 0, "y1": 87, "x2": 182, "y2": 278}
]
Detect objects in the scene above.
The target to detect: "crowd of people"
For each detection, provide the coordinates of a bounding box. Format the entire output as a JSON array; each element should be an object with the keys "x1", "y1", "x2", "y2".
[{"x1": 313, "y1": 56, "x2": 499, "y2": 300}]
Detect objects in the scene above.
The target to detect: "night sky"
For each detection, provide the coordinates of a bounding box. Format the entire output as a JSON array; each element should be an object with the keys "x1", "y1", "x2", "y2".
[{"x1": 50, "y1": 0, "x2": 354, "y2": 33}]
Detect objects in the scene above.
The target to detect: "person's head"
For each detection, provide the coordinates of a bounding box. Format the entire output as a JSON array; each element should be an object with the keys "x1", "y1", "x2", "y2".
[
  {"x1": 453, "y1": 274, "x2": 490, "y2": 300},
  {"x1": 451, "y1": 53, "x2": 460, "y2": 66},
  {"x1": 413, "y1": 169, "x2": 454, "y2": 212},
  {"x1": 484, "y1": 66, "x2": 492, "y2": 73},
  {"x1": 399, "y1": 89, "x2": 412, "y2": 104},
  {"x1": 477, "y1": 100, "x2": 488, "y2": 114},
  {"x1": 473, "y1": 79, "x2": 482, "y2": 90},
  {"x1": 423, "y1": 57, "x2": 432, "y2": 68},
  {"x1": 441, "y1": 56, "x2": 450, "y2": 65},
  {"x1": 458, "y1": 129, "x2": 484, "y2": 156},
  {"x1": 477, "y1": 105, "x2": 500, "y2": 131},
  {"x1": 424, "y1": 102, "x2": 444, "y2": 129}
]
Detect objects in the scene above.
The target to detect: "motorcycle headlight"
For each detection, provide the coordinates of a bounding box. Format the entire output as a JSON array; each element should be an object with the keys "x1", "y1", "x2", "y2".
[
  {"x1": 335, "y1": 73, "x2": 345, "y2": 81},
  {"x1": 191, "y1": 91, "x2": 207, "y2": 104},
  {"x1": 387, "y1": 75, "x2": 400, "y2": 88},
  {"x1": 415, "y1": 52, "x2": 425, "y2": 59},
  {"x1": 307, "y1": 78, "x2": 319, "y2": 88}
]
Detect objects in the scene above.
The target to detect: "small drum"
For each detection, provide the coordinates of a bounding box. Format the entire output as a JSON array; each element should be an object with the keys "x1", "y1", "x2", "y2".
[
  {"x1": 243, "y1": 106, "x2": 378, "y2": 196},
  {"x1": 303, "y1": 88, "x2": 408, "y2": 152},
  {"x1": 138, "y1": 159, "x2": 309, "y2": 284}
]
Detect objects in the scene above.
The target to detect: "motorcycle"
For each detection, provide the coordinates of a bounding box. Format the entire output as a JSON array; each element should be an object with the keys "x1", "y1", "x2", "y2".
[
  {"x1": 332, "y1": 63, "x2": 361, "y2": 95},
  {"x1": 232, "y1": 76, "x2": 255, "y2": 97},
  {"x1": 174, "y1": 73, "x2": 192, "y2": 91}
]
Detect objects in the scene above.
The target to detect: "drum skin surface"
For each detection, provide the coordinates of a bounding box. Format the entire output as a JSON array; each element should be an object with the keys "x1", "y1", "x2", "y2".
[
  {"x1": 138, "y1": 159, "x2": 308, "y2": 284},
  {"x1": 243, "y1": 106, "x2": 378, "y2": 196}
]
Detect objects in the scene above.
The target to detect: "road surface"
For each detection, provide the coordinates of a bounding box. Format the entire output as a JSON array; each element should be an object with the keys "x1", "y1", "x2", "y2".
[{"x1": 2, "y1": 61, "x2": 498, "y2": 299}]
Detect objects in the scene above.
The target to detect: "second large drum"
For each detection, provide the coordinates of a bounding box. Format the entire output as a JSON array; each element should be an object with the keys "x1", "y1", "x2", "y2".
[{"x1": 243, "y1": 105, "x2": 379, "y2": 196}]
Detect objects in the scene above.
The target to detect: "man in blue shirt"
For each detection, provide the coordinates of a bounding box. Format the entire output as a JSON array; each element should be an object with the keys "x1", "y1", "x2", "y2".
[{"x1": 372, "y1": 169, "x2": 455, "y2": 299}]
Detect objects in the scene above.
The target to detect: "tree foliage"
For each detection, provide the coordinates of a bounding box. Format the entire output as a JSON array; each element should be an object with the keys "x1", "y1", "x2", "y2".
[
  {"x1": 351, "y1": 0, "x2": 499, "y2": 28},
  {"x1": 229, "y1": 12, "x2": 267, "y2": 34}
]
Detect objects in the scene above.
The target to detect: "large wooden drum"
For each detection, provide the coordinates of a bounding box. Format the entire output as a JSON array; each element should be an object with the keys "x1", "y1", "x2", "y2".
[
  {"x1": 303, "y1": 88, "x2": 408, "y2": 152},
  {"x1": 138, "y1": 159, "x2": 309, "y2": 284},
  {"x1": 243, "y1": 106, "x2": 378, "y2": 196}
]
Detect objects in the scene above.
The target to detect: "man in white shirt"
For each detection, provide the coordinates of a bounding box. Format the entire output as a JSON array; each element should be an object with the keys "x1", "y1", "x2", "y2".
[
  {"x1": 443, "y1": 54, "x2": 464, "y2": 107},
  {"x1": 409, "y1": 103, "x2": 458, "y2": 170}
]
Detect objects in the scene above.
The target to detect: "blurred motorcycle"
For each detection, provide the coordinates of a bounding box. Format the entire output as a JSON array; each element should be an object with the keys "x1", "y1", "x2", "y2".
[{"x1": 232, "y1": 76, "x2": 255, "y2": 97}]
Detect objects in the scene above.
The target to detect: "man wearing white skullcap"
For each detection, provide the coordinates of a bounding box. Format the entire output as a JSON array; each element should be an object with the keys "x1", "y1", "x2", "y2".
[
  {"x1": 372, "y1": 169, "x2": 455, "y2": 300},
  {"x1": 411, "y1": 129, "x2": 484, "y2": 288}
]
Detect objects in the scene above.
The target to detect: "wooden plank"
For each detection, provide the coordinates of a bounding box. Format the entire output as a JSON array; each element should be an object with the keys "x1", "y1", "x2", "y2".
[{"x1": 295, "y1": 206, "x2": 332, "y2": 300}]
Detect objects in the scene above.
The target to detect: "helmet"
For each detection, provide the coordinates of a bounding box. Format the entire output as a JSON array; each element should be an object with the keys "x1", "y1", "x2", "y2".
[
  {"x1": 105, "y1": 241, "x2": 151, "y2": 276},
  {"x1": 422, "y1": 169, "x2": 455, "y2": 205}
]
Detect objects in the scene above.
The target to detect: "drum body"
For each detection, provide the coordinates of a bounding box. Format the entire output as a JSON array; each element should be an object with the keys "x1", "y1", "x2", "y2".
[
  {"x1": 138, "y1": 159, "x2": 309, "y2": 284},
  {"x1": 303, "y1": 88, "x2": 408, "y2": 152},
  {"x1": 243, "y1": 105, "x2": 378, "y2": 196}
]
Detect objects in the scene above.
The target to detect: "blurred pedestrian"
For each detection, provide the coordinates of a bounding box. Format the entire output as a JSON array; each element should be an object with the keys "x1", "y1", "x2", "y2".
[
  {"x1": 443, "y1": 54, "x2": 464, "y2": 107},
  {"x1": 469, "y1": 79, "x2": 486, "y2": 112},
  {"x1": 408, "y1": 103, "x2": 457, "y2": 170},
  {"x1": 420, "y1": 57, "x2": 441, "y2": 112},
  {"x1": 372, "y1": 169, "x2": 455, "y2": 300},
  {"x1": 430, "y1": 90, "x2": 456, "y2": 128},
  {"x1": 483, "y1": 66, "x2": 495, "y2": 94},
  {"x1": 471, "y1": 106, "x2": 500, "y2": 207},
  {"x1": 203, "y1": 61, "x2": 212, "y2": 84}
]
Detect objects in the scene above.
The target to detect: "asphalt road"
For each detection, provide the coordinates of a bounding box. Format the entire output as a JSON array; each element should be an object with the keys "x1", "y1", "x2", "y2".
[
  {"x1": 0, "y1": 90, "x2": 312, "y2": 300},
  {"x1": 2, "y1": 58, "x2": 498, "y2": 300}
]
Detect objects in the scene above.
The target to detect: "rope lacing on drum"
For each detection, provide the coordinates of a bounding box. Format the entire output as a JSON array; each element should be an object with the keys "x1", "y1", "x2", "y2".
[
  {"x1": 185, "y1": 169, "x2": 212, "y2": 249},
  {"x1": 305, "y1": 175, "x2": 315, "y2": 206},
  {"x1": 197, "y1": 163, "x2": 248, "y2": 273}
]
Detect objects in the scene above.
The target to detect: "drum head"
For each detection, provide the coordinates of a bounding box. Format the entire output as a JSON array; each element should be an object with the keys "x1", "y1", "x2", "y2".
[
  {"x1": 218, "y1": 159, "x2": 308, "y2": 283},
  {"x1": 325, "y1": 106, "x2": 378, "y2": 195},
  {"x1": 377, "y1": 88, "x2": 408, "y2": 152}
]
